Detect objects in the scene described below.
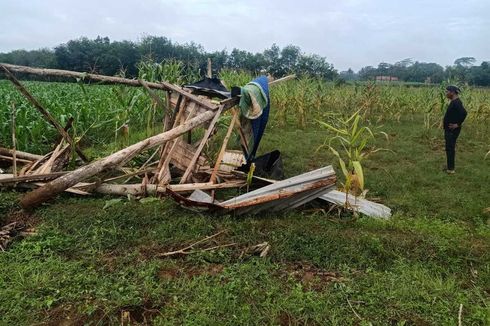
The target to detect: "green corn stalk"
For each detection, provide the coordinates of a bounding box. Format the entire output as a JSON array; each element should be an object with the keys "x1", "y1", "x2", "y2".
[{"x1": 317, "y1": 109, "x2": 386, "y2": 205}]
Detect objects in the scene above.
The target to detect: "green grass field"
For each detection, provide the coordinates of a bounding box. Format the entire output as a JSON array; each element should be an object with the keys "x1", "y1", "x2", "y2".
[{"x1": 0, "y1": 79, "x2": 489, "y2": 325}]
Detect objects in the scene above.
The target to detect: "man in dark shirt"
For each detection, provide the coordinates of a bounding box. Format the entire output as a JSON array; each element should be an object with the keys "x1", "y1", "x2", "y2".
[{"x1": 443, "y1": 85, "x2": 467, "y2": 174}]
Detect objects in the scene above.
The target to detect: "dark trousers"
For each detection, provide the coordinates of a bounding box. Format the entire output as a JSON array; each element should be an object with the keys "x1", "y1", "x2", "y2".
[{"x1": 444, "y1": 128, "x2": 461, "y2": 170}]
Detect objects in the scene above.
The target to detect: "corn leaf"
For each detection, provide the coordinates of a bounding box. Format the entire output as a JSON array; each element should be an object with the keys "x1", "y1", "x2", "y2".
[{"x1": 352, "y1": 161, "x2": 364, "y2": 190}]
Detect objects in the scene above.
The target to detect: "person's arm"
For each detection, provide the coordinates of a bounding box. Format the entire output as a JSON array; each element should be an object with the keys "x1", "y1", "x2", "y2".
[{"x1": 457, "y1": 104, "x2": 467, "y2": 125}]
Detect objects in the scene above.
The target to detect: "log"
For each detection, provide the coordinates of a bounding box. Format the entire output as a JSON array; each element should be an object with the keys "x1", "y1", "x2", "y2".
[
  {"x1": 1, "y1": 173, "x2": 245, "y2": 195},
  {"x1": 0, "y1": 147, "x2": 43, "y2": 161},
  {"x1": 19, "y1": 108, "x2": 222, "y2": 208},
  {"x1": 0, "y1": 63, "x2": 217, "y2": 111}
]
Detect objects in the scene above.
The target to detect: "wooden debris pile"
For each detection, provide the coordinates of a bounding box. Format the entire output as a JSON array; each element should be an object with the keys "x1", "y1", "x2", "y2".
[{"x1": 0, "y1": 63, "x2": 390, "y2": 218}]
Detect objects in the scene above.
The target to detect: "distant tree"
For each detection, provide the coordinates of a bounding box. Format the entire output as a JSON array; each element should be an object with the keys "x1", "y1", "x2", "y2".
[
  {"x1": 296, "y1": 54, "x2": 337, "y2": 79},
  {"x1": 279, "y1": 45, "x2": 301, "y2": 75},
  {"x1": 454, "y1": 57, "x2": 476, "y2": 68},
  {"x1": 469, "y1": 61, "x2": 490, "y2": 86},
  {"x1": 358, "y1": 66, "x2": 377, "y2": 80},
  {"x1": 339, "y1": 68, "x2": 358, "y2": 81},
  {"x1": 394, "y1": 58, "x2": 413, "y2": 68},
  {"x1": 207, "y1": 50, "x2": 229, "y2": 75},
  {"x1": 404, "y1": 62, "x2": 444, "y2": 83},
  {"x1": 263, "y1": 44, "x2": 281, "y2": 76},
  {"x1": 377, "y1": 62, "x2": 392, "y2": 76}
]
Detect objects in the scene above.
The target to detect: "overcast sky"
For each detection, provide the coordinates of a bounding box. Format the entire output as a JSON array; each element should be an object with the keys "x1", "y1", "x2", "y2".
[{"x1": 1, "y1": 0, "x2": 489, "y2": 71}]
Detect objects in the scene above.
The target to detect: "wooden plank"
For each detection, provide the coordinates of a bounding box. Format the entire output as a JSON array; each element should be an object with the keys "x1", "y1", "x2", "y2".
[{"x1": 81, "y1": 180, "x2": 247, "y2": 196}]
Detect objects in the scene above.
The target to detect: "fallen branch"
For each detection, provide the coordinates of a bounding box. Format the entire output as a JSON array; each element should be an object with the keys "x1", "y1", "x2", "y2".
[
  {"x1": 239, "y1": 241, "x2": 271, "y2": 259},
  {"x1": 347, "y1": 298, "x2": 362, "y2": 321},
  {"x1": 0, "y1": 155, "x2": 32, "y2": 164}
]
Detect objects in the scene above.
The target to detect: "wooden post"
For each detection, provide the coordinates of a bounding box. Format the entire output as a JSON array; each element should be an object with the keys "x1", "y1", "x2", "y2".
[
  {"x1": 155, "y1": 103, "x2": 198, "y2": 185},
  {"x1": 207, "y1": 58, "x2": 212, "y2": 78}
]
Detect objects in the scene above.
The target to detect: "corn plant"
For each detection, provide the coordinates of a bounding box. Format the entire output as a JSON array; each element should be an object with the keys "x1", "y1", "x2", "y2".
[
  {"x1": 317, "y1": 109, "x2": 387, "y2": 204},
  {"x1": 219, "y1": 69, "x2": 253, "y2": 89},
  {"x1": 137, "y1": 58, "x2": 200, "y2": 84}
]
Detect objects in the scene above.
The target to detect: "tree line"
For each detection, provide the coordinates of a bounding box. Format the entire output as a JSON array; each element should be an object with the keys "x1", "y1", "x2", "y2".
[
  {"x1": 0, "y1": 36, "x2": 337, "y2": 81},
  {"x1": 0, "y1": 36, "x2": 489, "y2": 86}
]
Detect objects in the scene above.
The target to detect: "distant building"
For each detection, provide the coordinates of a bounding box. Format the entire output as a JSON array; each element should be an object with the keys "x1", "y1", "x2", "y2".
[{"x1": 375, "y1": 76, "x2": 399, "y2": 82}]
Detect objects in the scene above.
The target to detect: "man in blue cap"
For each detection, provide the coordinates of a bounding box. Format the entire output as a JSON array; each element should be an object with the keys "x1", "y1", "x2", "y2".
[{"x1": 443, "y1": 85, "x2": 467, "y2": 174}]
